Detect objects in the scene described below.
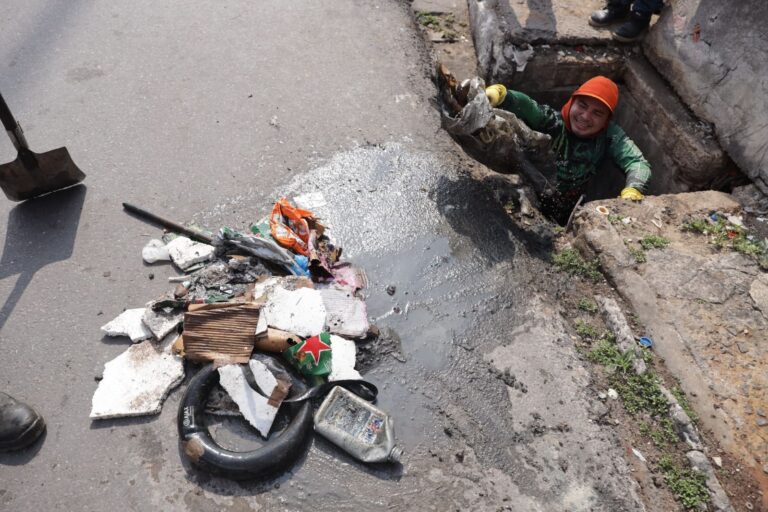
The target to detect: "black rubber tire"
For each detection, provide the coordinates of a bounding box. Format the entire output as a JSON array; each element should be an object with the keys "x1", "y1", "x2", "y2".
[{"x1": 177, "y1": 363, "x2": 312, "y2": 480}]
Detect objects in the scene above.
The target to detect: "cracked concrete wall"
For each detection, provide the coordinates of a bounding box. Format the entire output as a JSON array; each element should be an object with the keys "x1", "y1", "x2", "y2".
[{"x1": 643, "y1": 0, "x2": 768, "y2": 194}]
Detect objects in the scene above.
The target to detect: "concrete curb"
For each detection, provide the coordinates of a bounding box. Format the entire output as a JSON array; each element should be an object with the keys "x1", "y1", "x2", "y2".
[{"x1": 597, "y1": 295, "x2": 734, "y2": 512}]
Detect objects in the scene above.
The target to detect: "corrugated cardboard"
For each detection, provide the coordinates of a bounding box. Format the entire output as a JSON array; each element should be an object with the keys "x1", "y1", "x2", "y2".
[{"x1": 183, "y1": 303, "x2": 262, "y2": 363}]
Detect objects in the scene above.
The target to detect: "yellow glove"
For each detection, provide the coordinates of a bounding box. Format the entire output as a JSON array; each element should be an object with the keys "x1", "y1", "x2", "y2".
[
  {"x1": 485, "y1": 84, "x2": 507, "y2": 107},
  {"x1": 620, "y1": 187, "x2": 644, "y2": 201}
]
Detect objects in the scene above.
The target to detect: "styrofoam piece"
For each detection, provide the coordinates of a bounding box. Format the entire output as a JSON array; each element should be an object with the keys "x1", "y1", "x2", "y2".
[
  {"x1": 142, "y1": 306, "x2": 183, "y2": 340},
  {"x1": 328, "y1": 335, "x2": 362, "y2": 381},
  {"x1": 263, "y1": 287, "x2": 326, "y2": 337},
  {"x1": 101, "y1": 308, "x2": 152, "y2": 343},
  {"x1": 255, "y1": 311, "x2": 268, "y2": 336},
  {"x1": 90, "y1": 333, "x2": 184, "y2": 419},
  {"x1": 165, "y1": 236, "x2": 215, "y2": 270},
  {"x1": 142, "y1": 239, "x2": 171, "y2": 263},
  {"x1": 321, "y1": 288, "x2": 369, "y2": 338},
  {"x1": 218, "y1": 360, "x2": 285, "y2": 436}
]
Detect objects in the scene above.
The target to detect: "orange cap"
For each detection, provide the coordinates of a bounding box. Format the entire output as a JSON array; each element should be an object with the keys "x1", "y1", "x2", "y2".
[{"x1": 561, "y1": 76, "x2": 619, "y2": 133}]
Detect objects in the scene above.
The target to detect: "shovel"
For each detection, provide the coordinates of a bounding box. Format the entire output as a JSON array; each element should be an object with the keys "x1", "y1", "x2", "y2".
[{"x1": 0, "y1": 91, "x2": 85, "y2": 201}]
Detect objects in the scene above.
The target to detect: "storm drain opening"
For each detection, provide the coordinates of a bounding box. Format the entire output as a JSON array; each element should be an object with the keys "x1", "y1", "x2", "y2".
[{"x1": 477, "y1": 45, "x2": 749, "y2": 203}]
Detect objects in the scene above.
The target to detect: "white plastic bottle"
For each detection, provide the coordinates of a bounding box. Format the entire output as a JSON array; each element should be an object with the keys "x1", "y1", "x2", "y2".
[{"x1": 314, "y1": 386, "x2": 403, "y2": 463}]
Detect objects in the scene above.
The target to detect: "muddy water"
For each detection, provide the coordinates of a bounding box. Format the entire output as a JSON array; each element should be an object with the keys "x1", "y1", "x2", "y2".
[{"x1": 241, "y1": 144, "x2": 544, "y2": 496}]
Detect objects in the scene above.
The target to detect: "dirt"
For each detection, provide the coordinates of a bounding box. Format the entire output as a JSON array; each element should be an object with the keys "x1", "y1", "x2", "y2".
[{"x1": 569, "y1": 193, "x2": 768, "y2": 511}]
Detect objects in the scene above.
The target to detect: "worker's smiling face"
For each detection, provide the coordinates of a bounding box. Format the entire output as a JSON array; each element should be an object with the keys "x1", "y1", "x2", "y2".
[{"x1": 568, "y1": 95, "x2": 610, "y2": 138}]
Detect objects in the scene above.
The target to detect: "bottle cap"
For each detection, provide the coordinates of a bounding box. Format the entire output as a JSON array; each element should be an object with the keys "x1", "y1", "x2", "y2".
[{"x1": 389, "y1": 446, "x2": 403, "y2": 463}]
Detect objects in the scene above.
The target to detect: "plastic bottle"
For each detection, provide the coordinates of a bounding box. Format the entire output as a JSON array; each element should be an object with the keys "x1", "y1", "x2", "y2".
[{"x1": 314, "y1": 386, "x2": 402, "y2": 464}]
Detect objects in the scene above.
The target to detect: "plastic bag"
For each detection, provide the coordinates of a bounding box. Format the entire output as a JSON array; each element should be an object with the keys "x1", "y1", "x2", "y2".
[
  {"x1": 269, "y1": 198, "x2": 317, "y2": 256},
  {"x1": 440, "y1": 77, "x2": 557, "y2": 197}
]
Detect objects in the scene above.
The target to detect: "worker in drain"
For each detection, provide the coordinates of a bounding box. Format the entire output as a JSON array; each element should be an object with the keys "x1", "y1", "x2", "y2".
[{"x1": 485, "y1": 76, "x2": 651, "y2": 222}]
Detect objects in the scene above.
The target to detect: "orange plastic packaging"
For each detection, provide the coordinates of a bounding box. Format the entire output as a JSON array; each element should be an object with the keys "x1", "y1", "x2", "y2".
[{"x1": 269, "y1": 198, "x2": 317, "y2": 256}]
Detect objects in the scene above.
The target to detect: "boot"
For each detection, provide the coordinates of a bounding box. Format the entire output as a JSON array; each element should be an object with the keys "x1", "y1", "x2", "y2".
[
  {"x1": 589, "y1": 3, "x2": 630, "y2": 27},
  {"x1": 612, "y1": 11, "x2": 652, "y2": 42},
  {"x1": 0, "y1": 393, "x2": 45, "y2": 452}
]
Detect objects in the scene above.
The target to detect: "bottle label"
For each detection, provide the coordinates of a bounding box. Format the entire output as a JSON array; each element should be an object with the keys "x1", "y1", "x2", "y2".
[{"x1": 324, "y1": 394, "x2": 384, "y2": 445}]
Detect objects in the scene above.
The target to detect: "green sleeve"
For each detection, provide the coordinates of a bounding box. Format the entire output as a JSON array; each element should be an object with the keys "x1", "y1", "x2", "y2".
[
  {"x1": 498, "y1": 90, "x2": 562, "y2": 136},
  {"x1": 606, "y1": 123, "x2": 651, "y2": 192}
]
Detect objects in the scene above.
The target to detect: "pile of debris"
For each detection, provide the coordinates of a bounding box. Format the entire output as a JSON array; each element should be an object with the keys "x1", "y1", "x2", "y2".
[{"x1": 91, "y1": 197, "x2": 400, "y2": 478}]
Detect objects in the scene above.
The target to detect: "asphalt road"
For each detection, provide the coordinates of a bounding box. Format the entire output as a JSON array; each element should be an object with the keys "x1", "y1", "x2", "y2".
[{"x1": 0, "y1": 2, "x2": 646, "y2": 511}]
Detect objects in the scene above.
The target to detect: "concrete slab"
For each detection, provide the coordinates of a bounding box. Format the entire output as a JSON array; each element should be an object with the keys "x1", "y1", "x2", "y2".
[
  {"x1": 500, "y1": 0, "x2": 612, "y2": 45},
  {"x1": 616, "y1": 56, "x2": 737, "y2": 194},
  {"x1": 643, "y1": 0, "x2": 768, "y2": 194}
]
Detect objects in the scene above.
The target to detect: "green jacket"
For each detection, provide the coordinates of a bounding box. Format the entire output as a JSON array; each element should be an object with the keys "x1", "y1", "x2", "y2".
[{"x1": 499, "y1": 90, "x2": 651, "y2": 193}]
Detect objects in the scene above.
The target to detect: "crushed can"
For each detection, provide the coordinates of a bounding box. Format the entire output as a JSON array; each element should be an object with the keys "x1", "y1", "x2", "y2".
[{"x1": 314, "y1": 386, "x2": 402, "y2": 464}]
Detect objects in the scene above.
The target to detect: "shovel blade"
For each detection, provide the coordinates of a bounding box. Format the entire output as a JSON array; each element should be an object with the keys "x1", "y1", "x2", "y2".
[{"x1": 0, "y1": 146, "x2": 86, "y2": 201}]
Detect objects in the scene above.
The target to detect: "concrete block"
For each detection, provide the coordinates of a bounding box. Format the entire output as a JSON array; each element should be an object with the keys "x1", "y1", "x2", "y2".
[
  {"x1": 643, "y1": 0, "x2": 768, "y2": 194},
  {"x1": 508, "y1": 47, "x2": 624, "y2": 100}
]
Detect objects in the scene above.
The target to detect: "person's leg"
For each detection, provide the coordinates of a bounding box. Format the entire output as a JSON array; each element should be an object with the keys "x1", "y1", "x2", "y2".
[
  {"x1": 589, "y1": 0, "x2": 632, "y2": 27},
  {"x1": 0, "y1": 393, "x2": 45, "y2": 452},
  {"x1": 613, "y1": 0, "x2": 664, "y2": 42}
]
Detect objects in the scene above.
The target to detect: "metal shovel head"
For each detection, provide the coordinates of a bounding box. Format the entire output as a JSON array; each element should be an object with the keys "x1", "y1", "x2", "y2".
[{"x1": 0, "y1": 146, "x2": 86, "y2": 201}]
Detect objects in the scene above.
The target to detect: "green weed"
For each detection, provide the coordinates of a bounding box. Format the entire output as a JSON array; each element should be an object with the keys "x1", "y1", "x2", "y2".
[
  {"x1": 682, "y1": 214, "x2": 768, "y2": 268},
  {"x1": 640, "y1": 234, "x2": 670, "y2": 250},
  {"x1": 575, "y1": 320, "x2": 600, "y2": 340},
  {"x1": 671, "y1": 386, "x2": 699, "y2": 424},
  {"x1": 416, "y1": 11, "x2": 441, "y2": 27},
  {"x1": 552, "y1": 249, "x2": 602, "y2": 282},
  {"x1": 639, "y1": 418, "x2": 679, "y2": 448},
  {"x1": 658, "y1": 456, "x2": 711, "y2": 510},
  {"x1": 629, "y1": 247, "x2": 647, "y2": 264},
  {"x1": 577, "y1": 298, "x2": 598, "y2": 314},
  {"x1": 587, "y1": 340, "x2": 668, "y2": 417}
]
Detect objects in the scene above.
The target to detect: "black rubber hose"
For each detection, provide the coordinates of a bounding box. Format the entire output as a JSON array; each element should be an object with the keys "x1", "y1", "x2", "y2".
[{"x1": 178, "y1": 363, "x2": 312, "y2": 480}]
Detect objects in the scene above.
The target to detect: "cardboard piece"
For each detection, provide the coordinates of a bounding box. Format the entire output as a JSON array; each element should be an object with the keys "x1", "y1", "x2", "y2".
[{"x1": 183, "y1": 303, "x2": 261, "y2": 363}]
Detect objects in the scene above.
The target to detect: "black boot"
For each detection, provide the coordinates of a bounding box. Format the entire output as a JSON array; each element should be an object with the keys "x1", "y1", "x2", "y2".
[
  {"x1": 612, "y1": 11, "x2": 652, "y2": 42},
  {"x1": 589, "y1": 3, "x2": 630, "y2": 27},
  {"x1": 0, "y1": 393, "x2": 45, "y2": 452}
]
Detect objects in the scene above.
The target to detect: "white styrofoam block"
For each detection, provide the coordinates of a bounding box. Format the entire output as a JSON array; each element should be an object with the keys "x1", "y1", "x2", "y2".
[
  {"x1": 328, "y1": 335, "x2": 362, "y2": 381},
  {"x1": 321, "y1": 288, "x2": 369, "y2": 338},
  {"x1": 90, "y1": 334, "x2": 184, "y2": 419},
  {"x1": 165, "y1": 236, "x2": 214, "y2": 270},
  {"x1": 218, "y1": 360, "x2": 284, "y2": 437},
  {"x1": 142, "y1": 239, "x2": 171, "y2": 263},
  {"x1": 142, "y1": 306, "x2": 183, "y2": 340},
  {"x1": 101, "y1": 308, "x2": 152, "y2": 343},
  {"x1": 263, "y1": 287, "x2": 326, "y2": 337}
]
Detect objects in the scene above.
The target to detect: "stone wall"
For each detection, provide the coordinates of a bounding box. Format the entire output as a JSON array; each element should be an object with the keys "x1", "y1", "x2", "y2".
[{"x1": 643, "y1": 0, "x2": 768, "y2": 194}]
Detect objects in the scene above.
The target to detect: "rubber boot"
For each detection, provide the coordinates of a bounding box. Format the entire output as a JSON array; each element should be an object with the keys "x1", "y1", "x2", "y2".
[
  {"x1": 589, "y1": 3, "x2": 630, "y2": 27},
  {"x1": 612, "y1": 11, "x2": 652, "y2": 42},
  {"x1": 0, "y1": 393, "x2": 45, "y2": 452}
]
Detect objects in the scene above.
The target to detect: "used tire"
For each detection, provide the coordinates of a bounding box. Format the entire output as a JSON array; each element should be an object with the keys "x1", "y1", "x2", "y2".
[{"x1": 178, "y1": 362, "x2": 312, "y2": 480}]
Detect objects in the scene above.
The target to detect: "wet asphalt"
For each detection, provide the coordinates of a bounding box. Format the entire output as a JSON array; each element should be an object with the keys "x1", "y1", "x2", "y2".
[{"x1": 1, "y1": 1, "x2": 644, "y2": 510}]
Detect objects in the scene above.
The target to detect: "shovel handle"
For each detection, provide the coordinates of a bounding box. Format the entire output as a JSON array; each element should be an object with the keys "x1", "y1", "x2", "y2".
[
  {"x1": 0, "y1": 92, "x2": 30, "y2": 151},
  {"x1": 122, "y1": 202, "x2": 214, "y2": 244}
]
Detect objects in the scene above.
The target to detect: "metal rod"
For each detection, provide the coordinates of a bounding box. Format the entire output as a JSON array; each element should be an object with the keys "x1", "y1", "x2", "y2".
[{"x1": 122, "y1": 202, "x2": 213, "y2": 244}]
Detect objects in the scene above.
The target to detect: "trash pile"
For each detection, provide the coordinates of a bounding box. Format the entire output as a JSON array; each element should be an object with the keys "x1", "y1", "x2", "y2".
[{"x1": 92, "y1": 197, "x2": 401, "y2": 479}]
